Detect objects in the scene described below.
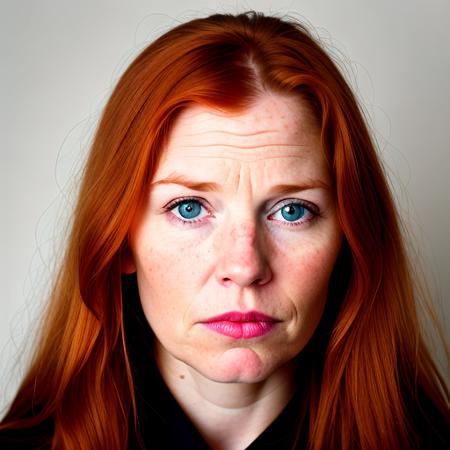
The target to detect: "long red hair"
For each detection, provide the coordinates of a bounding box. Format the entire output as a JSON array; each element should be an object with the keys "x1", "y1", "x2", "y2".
[{"x1": 1, "y1": 11, "x2": 448, "y2": 449}]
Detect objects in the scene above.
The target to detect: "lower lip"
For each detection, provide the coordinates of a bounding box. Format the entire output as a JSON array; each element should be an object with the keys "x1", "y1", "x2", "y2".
[{"x1": 202, "y1": 321, "x2": 277, "y2": 339}]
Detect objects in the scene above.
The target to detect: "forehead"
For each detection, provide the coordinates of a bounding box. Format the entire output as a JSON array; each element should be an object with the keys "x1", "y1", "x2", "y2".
[{"x1": 154, "y1": 93, "x2": 327, "y2": 184}]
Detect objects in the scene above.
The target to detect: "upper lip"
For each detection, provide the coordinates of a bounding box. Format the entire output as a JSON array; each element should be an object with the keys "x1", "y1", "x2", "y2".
[{"x1": 201, "y1": 310, "x2": 279, "y2": 323}]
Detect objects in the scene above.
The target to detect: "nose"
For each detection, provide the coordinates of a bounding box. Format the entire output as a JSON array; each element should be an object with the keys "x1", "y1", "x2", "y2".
[{"x1": 215, "y1": 222, "x2": 272, "y2": 288}]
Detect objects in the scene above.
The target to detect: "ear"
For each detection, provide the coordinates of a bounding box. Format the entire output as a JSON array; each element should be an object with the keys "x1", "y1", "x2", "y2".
[{"x1": 121, "y1": 246, "x2": 136, "y2": 274}]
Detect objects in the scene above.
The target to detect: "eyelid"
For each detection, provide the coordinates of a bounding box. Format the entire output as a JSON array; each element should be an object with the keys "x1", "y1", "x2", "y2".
[
  {"x1": 164, "y1": 196, "x2": 212, "y2": 212},
  {"x1": 163, "y1": 196, "x2": 213, "y2": 225},
  {"x1": 267, "y1": 197, "x2": 320, "y2": 216},
  {"x1": 163, "y1": 196, "x2": 320, "y2": 226},
  {"x1": 266, "y1": 198, "x2": 320, "y2": 228}
]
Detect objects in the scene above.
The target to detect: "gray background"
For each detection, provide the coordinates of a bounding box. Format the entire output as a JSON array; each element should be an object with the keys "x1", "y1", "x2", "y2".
[{"x1": 1, "y1": 0, "x2": 449, "y2": 413}]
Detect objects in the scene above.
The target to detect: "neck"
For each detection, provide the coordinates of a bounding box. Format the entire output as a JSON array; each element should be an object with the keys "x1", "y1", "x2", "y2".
[{"x1": 155, "y1": 343, "x2": 297, "y2": 450}]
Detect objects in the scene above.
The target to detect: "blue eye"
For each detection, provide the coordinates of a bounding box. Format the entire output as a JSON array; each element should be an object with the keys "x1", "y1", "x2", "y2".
[
  {"x1": 270, "y1": 201, "x2": 317, "y2": 225},
  {"x1": 166, "y1": 197, "x2": 316, "y2": 227},
  {"x1": 280, "y1": 204, "x2": 306, "y2": 221},
  {"x1": 176, "y1": 200, "x2": 203, "y2": 219},
  {"x1": 166, "y1": 198, "x2": 210, "y2": 224}
]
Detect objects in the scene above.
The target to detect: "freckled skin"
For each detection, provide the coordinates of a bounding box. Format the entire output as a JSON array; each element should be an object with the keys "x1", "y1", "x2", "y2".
[{"x1": 127, "y1": 93, "x2": 342, "y2": 384}]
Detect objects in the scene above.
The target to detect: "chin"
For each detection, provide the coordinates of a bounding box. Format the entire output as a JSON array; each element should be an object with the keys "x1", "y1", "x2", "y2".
[{"x1": 189, "y1": 347, "x2": 287, "y2": 384}]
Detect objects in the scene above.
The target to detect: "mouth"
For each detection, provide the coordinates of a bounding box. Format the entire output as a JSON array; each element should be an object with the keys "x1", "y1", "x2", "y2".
[{"x1": 200, "y1": 311, "x2": 280, "y2": 339}]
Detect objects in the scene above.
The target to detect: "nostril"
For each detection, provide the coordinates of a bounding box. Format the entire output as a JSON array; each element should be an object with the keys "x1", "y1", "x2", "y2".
[{"x1": 221, "y1": 277, "x2": 232, "y2": 287}]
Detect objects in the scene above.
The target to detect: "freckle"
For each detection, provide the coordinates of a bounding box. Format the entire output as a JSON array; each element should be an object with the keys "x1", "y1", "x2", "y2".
[{"x1": 179, "y1": 374, "x2": 185, "y2": 379}]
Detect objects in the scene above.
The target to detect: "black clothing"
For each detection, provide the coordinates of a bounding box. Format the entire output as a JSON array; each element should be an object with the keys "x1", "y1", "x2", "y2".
[
  {"x1": 1, "y1": 275, "x2": 449, "y2": 449},
  {"x1": 127, "y1": 354, "x2": 306, "y2": 449},
  {"x1": 0, "y1": 277, "x2": 308, "y2": 450},
  {"x1": 124, "y1": 279, "x2": 307, "y2": 450}
]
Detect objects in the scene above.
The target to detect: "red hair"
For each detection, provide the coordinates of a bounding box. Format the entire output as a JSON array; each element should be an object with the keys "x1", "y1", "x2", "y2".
[{"x1": 1, "y1": 11, "x2": 448, "y2": 449}]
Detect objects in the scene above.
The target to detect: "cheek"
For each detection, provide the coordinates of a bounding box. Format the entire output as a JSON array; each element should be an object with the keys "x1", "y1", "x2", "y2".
[
  {"x1": 280, "y1": 238, "x2": 340, "y2": 319},
  {"x1": 283, "y1": 237, "x2": 338, "y2": 283},
  {"x1": 136, "y1": 234, "x2": 202, "y2": 282},
  {"x1": 133, "y1": 231, "x2": 210, "y2": 319},
  {"x1": 301, "y1": 247, "x2": 335, "y2": 287}
]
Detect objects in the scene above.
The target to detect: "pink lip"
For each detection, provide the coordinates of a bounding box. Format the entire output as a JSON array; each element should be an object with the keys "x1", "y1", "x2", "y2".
[{"x1": 201, "y1": 311, "x2": 279, "y2": 339}]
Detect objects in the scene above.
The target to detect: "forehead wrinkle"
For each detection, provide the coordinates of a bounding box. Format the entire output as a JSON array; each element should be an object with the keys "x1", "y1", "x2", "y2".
[
  {"x1": 238, "y1": 163, "x2": 253, "y2": 203},
  {"x1": 218, "y1": 161, "x2": 255, "y2": 206},
  {"x1": 222, "y1": 158, "x2": 239, "y2": 191},
  {"x1": 174, "y1": 143, "x2": 308, "y2": 150},
  {"x1": 173, "y1": 109, "x2": 275, "y2": 128},
  {"x1": 152, "y1": 154, "x2": 331, "y2": 199},
  {"x1": 179, "y1": 153, "x2": 311, "y2": 163},
  {"x1": 159, "y1": 96, "x2": 326, "y2": 194},
  {"x1": 169, "y1": 122, "x2": 316, "y2": 150},
  {"x1": 180, "y1": 129, "x2": 279, "y2": 138}
]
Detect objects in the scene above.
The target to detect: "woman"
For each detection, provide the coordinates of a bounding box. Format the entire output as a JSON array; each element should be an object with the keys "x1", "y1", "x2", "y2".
[{"x1": 1, "y1": 11, "x2": 448, "y2": 450}]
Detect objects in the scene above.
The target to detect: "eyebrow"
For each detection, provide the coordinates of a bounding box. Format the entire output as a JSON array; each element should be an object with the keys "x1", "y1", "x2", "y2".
[
  {"x1": 151, "y1": 173, "x2": 330, "y2": 193},
  {"x1": 151, "y1": 174, "x2": 222, "y2": 192}
]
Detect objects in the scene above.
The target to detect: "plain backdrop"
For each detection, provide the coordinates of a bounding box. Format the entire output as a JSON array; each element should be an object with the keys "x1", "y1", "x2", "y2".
[{"x1": 1, "y1": 0, "x2": 449, "y2": 414}]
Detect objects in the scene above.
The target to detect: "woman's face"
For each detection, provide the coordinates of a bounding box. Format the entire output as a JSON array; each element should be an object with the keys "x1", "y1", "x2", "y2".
[{"x1": 128, "y1": 93, "x2": 342, "y2": 383}]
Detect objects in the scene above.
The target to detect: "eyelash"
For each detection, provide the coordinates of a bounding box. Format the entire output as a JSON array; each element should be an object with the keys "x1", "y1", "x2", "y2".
[
  {"x1": 164, "y1": 197, "x2": 213, "y2": 226},
  {"x1": 163, "y1": 196, "x2": 320, "y2": 228},
  {"x1": 268, "y1": 198, "x2": 319, "y2": 227}
]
